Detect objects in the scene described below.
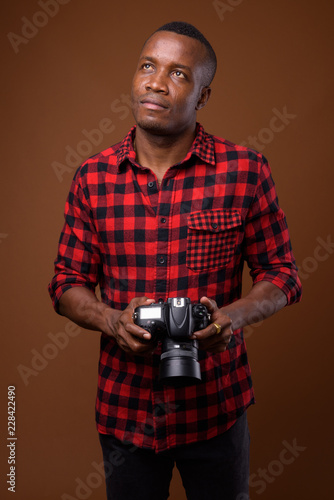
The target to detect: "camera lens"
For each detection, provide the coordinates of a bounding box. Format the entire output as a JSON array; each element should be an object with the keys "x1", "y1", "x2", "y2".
[{"x1": 159, "y1": 337, "x2": 201, "y2": 386}]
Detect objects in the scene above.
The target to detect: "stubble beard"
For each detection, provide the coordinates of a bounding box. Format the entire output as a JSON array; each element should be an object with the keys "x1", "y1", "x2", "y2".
[{"x1": 135, "y1": 115, "x2": 172, "y2": 136}]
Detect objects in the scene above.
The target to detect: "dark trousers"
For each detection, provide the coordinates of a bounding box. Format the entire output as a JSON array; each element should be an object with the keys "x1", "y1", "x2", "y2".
[{"x1": 99, "y1": 412, "x2": 250, "y2": 500}]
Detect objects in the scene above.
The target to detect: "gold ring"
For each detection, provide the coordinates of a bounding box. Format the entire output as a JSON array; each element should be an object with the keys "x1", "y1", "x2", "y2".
[{"x1": 213, "y1": 323, "x2": 222, "y2": 334}]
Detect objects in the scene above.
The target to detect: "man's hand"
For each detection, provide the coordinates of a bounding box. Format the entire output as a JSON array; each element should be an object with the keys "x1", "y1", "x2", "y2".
[
  {"x1": 58, "y1": 288, "x2": 157, "y2": 357},
  {"x1": 191, "y1": 283, "x2": 288, "y2": 354},
  {"x1": 105, "y1": 296, "x2": 157, "y2": 356},
  {"x1": 191, "y1": 296, "x2": 233, "y2": 353}
]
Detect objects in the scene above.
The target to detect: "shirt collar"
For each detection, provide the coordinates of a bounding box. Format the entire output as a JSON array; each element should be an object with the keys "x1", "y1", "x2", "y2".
[{"x1": 116, "y1": 123, "x2": 216, "y2": 171}]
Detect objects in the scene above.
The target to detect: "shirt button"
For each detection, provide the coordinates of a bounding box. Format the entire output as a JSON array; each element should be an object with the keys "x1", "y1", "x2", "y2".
[
  {"x1": 211, "y1": 223, "x2": 218, "y2": 229},
  {"x1": 148, "y1": 181, "x2": 154, "y2": 188},
  {"x1": 159, "y1": 256, "x2": 165, "y2": 264},
  {"x1": 160, "y1": 218, "x2": 166, "y2": 223}
]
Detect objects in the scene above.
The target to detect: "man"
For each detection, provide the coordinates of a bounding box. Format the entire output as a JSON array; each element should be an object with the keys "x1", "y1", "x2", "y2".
[{"x1": 49, "y1": 21, "x2": 302, "y2": 500}]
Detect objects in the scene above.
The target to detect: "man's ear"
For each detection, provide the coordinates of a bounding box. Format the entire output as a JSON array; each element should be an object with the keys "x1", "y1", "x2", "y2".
[{"x1": 195, "y1": 87, "x2": 211, "y2": 110}]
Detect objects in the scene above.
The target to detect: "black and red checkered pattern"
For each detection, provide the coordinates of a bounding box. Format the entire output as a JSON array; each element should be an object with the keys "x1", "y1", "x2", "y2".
[
  {"x1": 187, "y1": 209, "x2": 242, "y2": 271},
  {"x1": 48, "y1": 123, "x2": 302, "y2": 452}
]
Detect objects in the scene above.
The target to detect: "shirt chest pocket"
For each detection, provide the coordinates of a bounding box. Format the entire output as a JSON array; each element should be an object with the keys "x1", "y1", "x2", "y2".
[{"x1": 186, "y1": 209, "x2": 242, "y2": 272}]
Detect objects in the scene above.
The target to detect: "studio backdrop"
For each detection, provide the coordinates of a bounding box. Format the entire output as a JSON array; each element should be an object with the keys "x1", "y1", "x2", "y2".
[{"x1": 1, "y1": 0, "x2": 333, "y2": 499}]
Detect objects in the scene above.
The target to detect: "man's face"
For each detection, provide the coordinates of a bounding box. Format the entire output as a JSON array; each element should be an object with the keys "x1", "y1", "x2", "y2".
[{"x1": 131, "y1": 31, "x2": 210, "y2": 137}]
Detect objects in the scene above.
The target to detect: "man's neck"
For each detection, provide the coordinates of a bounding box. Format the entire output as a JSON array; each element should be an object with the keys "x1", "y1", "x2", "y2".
[{"x1": 134, "y1": 126, "x2": 196, "y2": 184}]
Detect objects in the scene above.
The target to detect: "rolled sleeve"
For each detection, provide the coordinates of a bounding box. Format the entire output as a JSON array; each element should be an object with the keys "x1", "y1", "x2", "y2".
[
  {"x1": 48, "y1": 167, "x2": 101, "y2": 312},
  {"x1": 243, "y1": 157, "x2": 302, "y2": 305}
]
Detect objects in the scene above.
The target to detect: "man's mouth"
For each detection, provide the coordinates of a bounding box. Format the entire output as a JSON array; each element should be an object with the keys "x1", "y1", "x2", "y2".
[{"x1": 140, "y1": 95, "x2": 169, "y2": 110}]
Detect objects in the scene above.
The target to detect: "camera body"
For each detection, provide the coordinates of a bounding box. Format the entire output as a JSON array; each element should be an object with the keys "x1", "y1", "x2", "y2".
[{"x1": 133, "y1": 298, "x2": 210, "y2": 385}]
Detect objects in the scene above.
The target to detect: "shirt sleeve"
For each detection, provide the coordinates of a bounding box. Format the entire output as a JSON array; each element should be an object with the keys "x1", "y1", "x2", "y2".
[
  {"x1": 48, "y1": 167, "x2": 102, "y2": 312},
  {"x1": 243, "y1": 155, "x2": 302, "y2": 305}
]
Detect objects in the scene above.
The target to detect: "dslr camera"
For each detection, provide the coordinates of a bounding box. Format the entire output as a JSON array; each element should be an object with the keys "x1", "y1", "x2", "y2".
[{"x1": 133, "y1": 297, "x2": 210, "y2": 385}]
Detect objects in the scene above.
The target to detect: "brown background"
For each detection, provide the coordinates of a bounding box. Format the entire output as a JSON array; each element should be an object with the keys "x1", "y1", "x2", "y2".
[{"x1": 1, "y1": 0, "x2": 333, "y2": 498}]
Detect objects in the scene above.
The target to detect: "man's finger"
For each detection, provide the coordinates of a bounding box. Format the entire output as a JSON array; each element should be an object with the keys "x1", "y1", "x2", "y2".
[
  {"x1": 200, "y1": 296, "x2": 218, "y2": 313},
  {"x1": 198, "y1": 331, "x2": 233, "y2": 352},
  {"x1": 129, "y1": 296, "x2": 155, "y2": 311},
  {"x1": 192, "y1": 317, "x2": 232, "y2": 340},
  {"x1": 125, "y1": 321, "x2": 152, "y2": 340}
]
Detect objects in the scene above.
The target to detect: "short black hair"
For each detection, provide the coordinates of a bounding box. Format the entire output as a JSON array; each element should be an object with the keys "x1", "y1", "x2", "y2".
[{"x1": 153, "y1": 21, "x2": 217, "y2": 86}]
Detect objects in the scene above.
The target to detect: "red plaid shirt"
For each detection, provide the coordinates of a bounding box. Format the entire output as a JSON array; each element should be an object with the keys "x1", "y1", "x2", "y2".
[{"x1": 48, "y1": 123, "x2": 301, "y2": 452}]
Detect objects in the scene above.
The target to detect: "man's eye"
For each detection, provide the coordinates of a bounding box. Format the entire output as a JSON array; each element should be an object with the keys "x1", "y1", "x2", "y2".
[
  {"x1": 142, "y1": 63, "x2": 152, "y2": 70},
  {"x1": 173, "y1": 70, "x2": 186, "y2": 79}
]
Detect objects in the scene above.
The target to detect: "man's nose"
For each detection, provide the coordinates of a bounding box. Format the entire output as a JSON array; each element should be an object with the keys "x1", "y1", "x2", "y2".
[{"x1": 145, "y1": 70, "x2": 168, "y2": 93}]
